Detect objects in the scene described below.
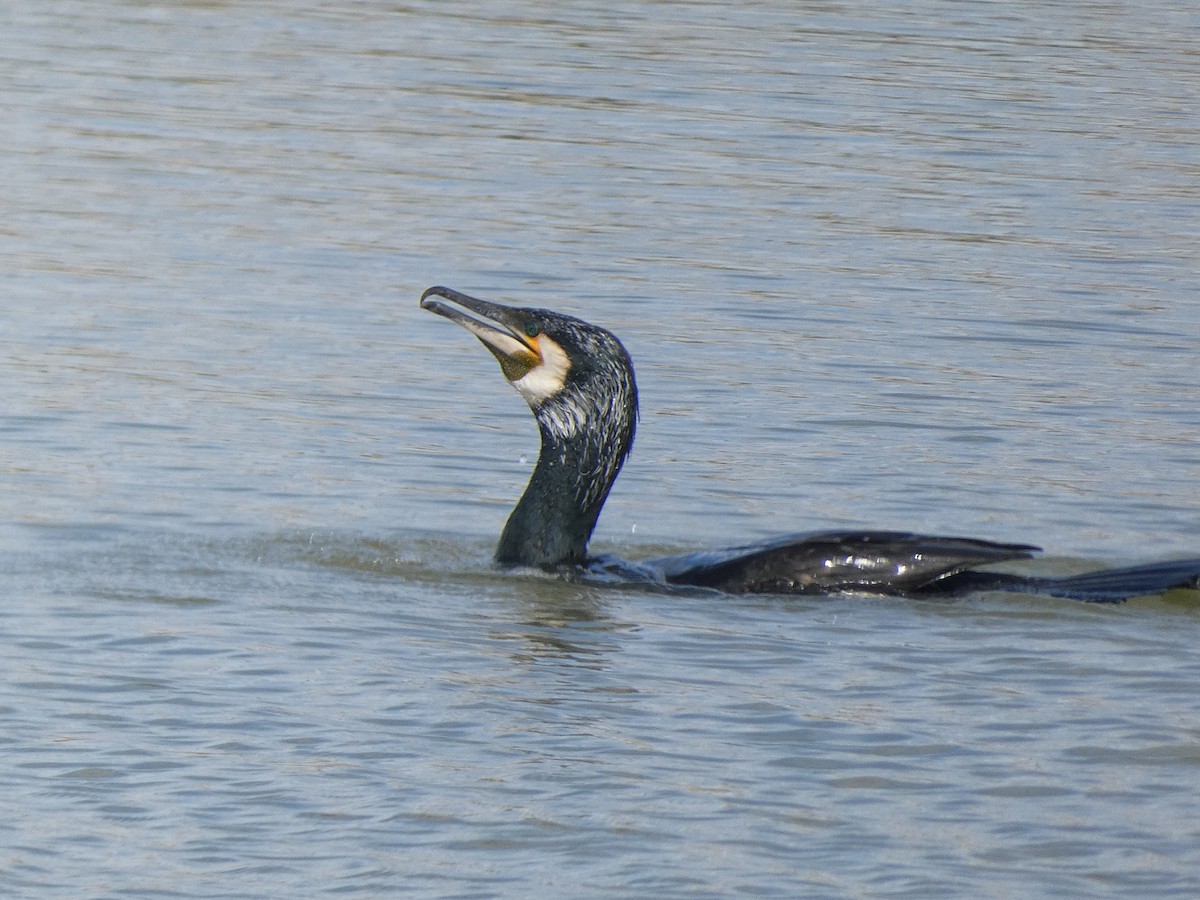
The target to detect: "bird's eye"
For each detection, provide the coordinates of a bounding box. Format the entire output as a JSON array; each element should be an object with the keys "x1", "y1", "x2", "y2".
[{"x1": 523, "y1": 323, "x2": 539, "y2": 338}]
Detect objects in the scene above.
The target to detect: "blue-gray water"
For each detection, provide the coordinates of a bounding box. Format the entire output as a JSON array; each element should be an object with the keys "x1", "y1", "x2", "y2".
[{"x1": 3, "y1": 2, "x2": 1199, "y2": 896}]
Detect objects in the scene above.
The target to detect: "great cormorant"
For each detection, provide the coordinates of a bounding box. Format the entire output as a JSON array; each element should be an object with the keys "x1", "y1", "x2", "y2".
[{"x1": 420, "y1": 286, "x2": 1200, "y2": 603}]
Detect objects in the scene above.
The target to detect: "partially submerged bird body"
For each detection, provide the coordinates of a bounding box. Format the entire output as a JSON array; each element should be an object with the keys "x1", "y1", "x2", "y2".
[{"x1": 420, "y1": 286, "x2": 1200, "y2": 603}]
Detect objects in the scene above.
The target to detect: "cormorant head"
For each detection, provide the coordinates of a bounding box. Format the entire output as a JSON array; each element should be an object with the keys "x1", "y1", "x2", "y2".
[{"x1": 419, "y1": 286, "x2": 638, "y2": 445}]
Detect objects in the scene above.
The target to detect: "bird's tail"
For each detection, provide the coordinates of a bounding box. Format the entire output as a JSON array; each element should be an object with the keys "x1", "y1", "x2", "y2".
[
  {"x1": 1026, "y1": 558, "x2": 1200, "y2": 603},
  {"x1": 925, "y1": 558, "x2": 1200, "y2": 603}
]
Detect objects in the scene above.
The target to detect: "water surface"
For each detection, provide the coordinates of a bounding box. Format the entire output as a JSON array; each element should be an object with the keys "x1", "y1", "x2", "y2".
[{"x1": 3, "y1": 2, "x2": 1199, "y2": 896}]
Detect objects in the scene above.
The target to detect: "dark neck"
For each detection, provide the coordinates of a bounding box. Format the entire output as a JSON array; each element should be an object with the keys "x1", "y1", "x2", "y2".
[{"x1": 495, "y1": 395, "x2": 633, "y2": 569}]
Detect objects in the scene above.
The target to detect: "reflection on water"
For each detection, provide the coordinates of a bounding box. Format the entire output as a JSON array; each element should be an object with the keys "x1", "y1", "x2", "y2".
[{"x1": 3, "y1": 1, "x2": 1200, "y2": 896}]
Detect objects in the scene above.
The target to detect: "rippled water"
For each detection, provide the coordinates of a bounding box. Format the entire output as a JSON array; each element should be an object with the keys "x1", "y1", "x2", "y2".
[{"x1": 3, "y1": 2, "x2": 1200, "y2": 896}]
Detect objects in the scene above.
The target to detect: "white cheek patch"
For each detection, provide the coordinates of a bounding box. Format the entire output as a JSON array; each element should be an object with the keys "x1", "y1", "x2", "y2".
[{"x1": 512, "y1": 335, "x2": 570, "y2": 406}]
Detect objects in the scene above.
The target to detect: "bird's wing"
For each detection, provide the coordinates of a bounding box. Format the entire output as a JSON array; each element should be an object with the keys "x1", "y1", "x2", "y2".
[{"x1": 639, "y1": 530, "x2": 1040, "y2": 596}]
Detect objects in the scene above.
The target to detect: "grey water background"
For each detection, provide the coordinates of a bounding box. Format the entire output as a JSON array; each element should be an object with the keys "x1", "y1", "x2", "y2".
[{"x1": 3, "y1": 1, "x2": 1200, "y2": 896}]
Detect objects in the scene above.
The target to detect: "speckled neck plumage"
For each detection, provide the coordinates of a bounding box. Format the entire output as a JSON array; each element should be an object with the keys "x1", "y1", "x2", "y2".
[{"x1": 496, "y1": 345, "x2": 637, "y2": 567}]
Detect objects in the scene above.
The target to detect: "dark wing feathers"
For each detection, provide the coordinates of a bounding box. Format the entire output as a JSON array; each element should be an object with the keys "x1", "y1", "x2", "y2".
[
  {"x1": 642, "y1": 530, "x2": 1040, "y2": 595},
  {"x1": 634, "y1": 531, "x2": 1200, "y2": 601}
]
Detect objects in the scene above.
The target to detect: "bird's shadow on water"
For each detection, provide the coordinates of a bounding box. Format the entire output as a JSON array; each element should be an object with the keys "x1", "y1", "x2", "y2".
[
  {"x1": 242, "y1": 530, "x2": 634, "y2": 676},
  {"x1": 264, "y1": 526, "x2": 631, "y2": 622}
]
